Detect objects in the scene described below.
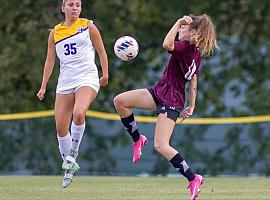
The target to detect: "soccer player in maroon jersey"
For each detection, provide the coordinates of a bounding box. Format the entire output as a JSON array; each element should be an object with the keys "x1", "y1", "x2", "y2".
[{"x1": 114, "y1": 14, "x2": 217, "y2": 200}]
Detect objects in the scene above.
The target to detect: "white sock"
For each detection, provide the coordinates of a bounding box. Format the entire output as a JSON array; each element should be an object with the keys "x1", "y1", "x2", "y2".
[
  {"x1": 57, "y1": 133, "x2": 72, "y2": 161},
  {"x1": 71, "y1": 121, "x2": 85, "y2": 151}
]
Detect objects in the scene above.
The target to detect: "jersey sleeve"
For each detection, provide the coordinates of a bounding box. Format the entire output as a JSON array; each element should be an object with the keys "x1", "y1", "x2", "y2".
[{"x1": 172, "y1": 41, "x2": 191, "y2": 55}]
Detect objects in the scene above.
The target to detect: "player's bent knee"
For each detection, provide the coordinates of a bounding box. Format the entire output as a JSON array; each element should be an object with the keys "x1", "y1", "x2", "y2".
[
  {"x1": 113, "y1": 95, "x2": 125, "y2": 109},
  {"x1": 154, "y1": 143, "x2": 163, "y2": 154},
  {"x1": 73, "y1": 110, "x2": 86, "y2": 124},
  {"x1": 154, "y1": 142, "x2": 169, "y2": 154}
]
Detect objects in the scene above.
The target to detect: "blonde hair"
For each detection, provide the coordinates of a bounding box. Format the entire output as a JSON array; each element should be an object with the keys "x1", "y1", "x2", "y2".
[{"x1": 189, "y1": 14, "x2": 218, "y2": 56}]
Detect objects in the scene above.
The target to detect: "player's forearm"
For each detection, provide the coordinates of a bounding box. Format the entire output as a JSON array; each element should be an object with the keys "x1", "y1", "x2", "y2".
[
  {"x1": 163, "y1": 20, "x2": 182, "y2": 49},
  {"x1": 99, "y1": 51, "x2": 109, "y2": 77},
  {"x1": 189, "y1": 75, "x2": 197, "y2": 109},
  {"x1": 41, "y1": 61, "x2": 54, "y2": 89}
]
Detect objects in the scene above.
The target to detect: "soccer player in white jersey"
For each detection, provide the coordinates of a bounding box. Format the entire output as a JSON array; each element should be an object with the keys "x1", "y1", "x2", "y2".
[{"x1": 37, "y1": 0, "x2": 109, "y2": 188}]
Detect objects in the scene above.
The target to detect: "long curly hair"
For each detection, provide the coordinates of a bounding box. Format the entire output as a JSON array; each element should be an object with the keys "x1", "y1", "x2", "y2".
[{"x1": 189, "y1": 14, "x2": 218, "y2": 56}]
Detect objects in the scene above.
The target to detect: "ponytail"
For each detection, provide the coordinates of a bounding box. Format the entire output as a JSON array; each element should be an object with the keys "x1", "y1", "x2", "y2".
[{"x1": 189, "y1": 14, "x2": 218, "y2": 56}]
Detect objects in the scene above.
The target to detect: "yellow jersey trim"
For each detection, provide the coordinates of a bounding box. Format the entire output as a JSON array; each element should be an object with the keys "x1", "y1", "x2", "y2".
[{"x1": 54, "y1": 18, "x2": 90, "y2": 44}]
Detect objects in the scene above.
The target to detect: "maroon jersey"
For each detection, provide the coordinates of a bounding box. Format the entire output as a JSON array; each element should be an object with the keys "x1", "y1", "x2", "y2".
[{"x1": 152, "y1": 40, "x2": 201, "y2": 109}]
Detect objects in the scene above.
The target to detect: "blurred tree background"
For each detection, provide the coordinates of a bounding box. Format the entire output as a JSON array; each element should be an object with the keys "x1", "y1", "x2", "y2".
[{"x1": 0, "y1": 0, "x2": 269, "y2": 175}]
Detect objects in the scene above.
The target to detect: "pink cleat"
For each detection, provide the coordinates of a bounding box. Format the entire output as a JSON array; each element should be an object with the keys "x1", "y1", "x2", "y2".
[
  {"x1": 132, "y1": 135, "x2": 148, "y2": 163},
  {"x1": 188, "y1": 174, "x2": 204, "y2": 200}
]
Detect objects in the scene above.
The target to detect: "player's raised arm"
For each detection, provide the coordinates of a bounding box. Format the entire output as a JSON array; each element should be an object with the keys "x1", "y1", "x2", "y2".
[{"x1": 163, "y1": 16, "x2": 193, "y2": 51}]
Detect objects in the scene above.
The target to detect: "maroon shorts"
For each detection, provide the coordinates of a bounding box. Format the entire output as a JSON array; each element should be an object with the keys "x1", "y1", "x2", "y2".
[{"x1": 148, "y1": 88, "x2": 181, "y2": 122}]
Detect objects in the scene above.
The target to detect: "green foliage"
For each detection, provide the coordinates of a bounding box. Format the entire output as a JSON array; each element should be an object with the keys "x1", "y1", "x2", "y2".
[{"x1": 0, "y1": 0, "x2": 269, "y2": 175}]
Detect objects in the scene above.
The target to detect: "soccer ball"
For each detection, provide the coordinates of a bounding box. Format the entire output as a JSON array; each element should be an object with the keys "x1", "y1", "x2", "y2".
[{"x1": 114, "y1": 36, "x2": 139, "y2": 61}]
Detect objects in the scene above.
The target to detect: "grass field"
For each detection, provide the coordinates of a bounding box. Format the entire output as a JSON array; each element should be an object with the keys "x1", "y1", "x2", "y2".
[{"x1": 0, "y1": 176, "x2": 269, "y2": 200}]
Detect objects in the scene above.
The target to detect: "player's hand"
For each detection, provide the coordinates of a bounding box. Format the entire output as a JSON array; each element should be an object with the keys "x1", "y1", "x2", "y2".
[
  {"x1": 99, "y1": 75, "x2": 108, "y2": 86},
  {"x1": 181, "y1": 106, "x2": 194, "y2": 118},
  {"x1": 179, "y1": 16, "x2": 193, "y2": 25},
  {"x1": 37, "y1": 87, "x2": 46, "y2": 100}
]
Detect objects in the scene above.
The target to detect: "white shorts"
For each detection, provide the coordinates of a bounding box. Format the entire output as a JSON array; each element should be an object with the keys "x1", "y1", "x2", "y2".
[
  {"x1": 56, "y1": 79, "x2": 100, "y2": 94},
  {"x1": 56, "y1": 66, "x2": 100, "y2": 95},
  {"x1": 56, "y1": 84, "x2": 99, "y2": 95}
]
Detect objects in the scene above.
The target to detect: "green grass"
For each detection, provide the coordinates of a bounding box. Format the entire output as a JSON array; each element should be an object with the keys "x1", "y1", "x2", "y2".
[{"x1": 0, "y1": 176, "x2": 269, "y2": 200}]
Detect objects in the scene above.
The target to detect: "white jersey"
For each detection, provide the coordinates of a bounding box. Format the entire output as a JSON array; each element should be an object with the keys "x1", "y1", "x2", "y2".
[{"x1": 54, "y1": 18, "x2": 100, "y2": 94}]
